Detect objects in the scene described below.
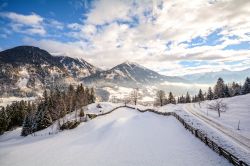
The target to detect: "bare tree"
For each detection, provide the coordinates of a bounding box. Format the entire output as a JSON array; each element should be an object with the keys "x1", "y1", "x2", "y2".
[
  {"x1": 207, "y1": 99, "x2": 227, "y2": 117},
  {"x1": 156, "y1": 90, "x2": 166, "y2": 106},
  {"x1": 130, "y1": 88, "x2": 140, "y2": 105},
  {"x1": 123, "y1": 95, "x2": 130, "y2": 106}
]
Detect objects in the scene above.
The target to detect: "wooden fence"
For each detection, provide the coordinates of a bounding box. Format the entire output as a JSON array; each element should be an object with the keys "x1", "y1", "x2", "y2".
[
  {"x1": 86, "y1": 105, "x2": 249, "y2": 166},
  {"x1": 170, "y1": 112, "x2": 248, "y2": 166}
]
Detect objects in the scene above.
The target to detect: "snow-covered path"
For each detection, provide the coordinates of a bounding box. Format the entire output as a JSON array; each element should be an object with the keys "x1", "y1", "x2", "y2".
[
  {"x1": 0, "y1": 107, "x2": 230, "y2": 166},
  {"x1": 183, "y1": 103, "x2": 250, "y2": 151}
]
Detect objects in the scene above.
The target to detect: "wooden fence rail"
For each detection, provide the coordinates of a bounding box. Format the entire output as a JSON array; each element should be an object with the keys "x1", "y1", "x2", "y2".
[
  {"x1": 170, "y1": 111, "x2": 248, "y2": 166},
  {"x1": 86, "y1": 105, "x2": 248, "y2": 166}
]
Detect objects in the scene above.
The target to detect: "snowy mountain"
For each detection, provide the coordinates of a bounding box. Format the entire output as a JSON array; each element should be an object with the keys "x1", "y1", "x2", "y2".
[
  {"x1": 57, "y1": 56, "x2": 99, "y2": 78},
  {"x1": 83, "y1": 61, "x2": 187, "y2": 87},
  {"x1": 0, "y1": 46, "x2": 189, "y2": 99},
  {"x1": 0, "y1": 46, "x2": 98, "y2": 96},
  {"x1": 182, "y1": 69, "x2": 250, "y2": 84}
]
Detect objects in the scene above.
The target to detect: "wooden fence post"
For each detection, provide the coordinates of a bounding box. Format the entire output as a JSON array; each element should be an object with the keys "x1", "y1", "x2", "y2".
[
  {"x1": 218, "y1": 146, "x2": 222, "y2": 156},
  {"x1": 195, "y1": 130, "x2": 198, "y2": 137},
  {"x1": 205, "y1": 137, "x2": 208, "y2": 145},
  {"x1": 211, "y1": 141, "x2": 214, "y2": 150},
  {"x1": 229, "y1": 154, "x2": 233, "y2": 163}
]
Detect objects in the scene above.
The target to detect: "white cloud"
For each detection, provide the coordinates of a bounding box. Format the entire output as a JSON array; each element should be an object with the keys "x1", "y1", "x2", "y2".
[
  {"x1": 20, "y1": 0, "x2": 250, "y2": 75},
  {"x1": 0, "y1": 12, "x2": 43, "y2": 25},
  {"x1": 0, "y1": 12, "x2": 46, "y2": 35},
  {"x1": 85, "y1": 0, "x2": 131, "y2": 25},
  {"x1": 47, "y1": 19, "x2": 64, "y2": 30}
]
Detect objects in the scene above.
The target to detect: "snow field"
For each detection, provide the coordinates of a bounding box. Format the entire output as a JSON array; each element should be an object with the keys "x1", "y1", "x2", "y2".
[
  {"x1": 189, "y1": 94, "x2": 250, "y2": 139},
  {"x1": 0, "y1": 108, "x2": 231, "y2": 166},
  {"x1": 157, "y1": 101, "x2": 250, "y2": 165}
]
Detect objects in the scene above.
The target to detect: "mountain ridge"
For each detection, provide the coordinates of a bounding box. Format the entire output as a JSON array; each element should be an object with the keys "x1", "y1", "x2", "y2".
[
  {"x1": 1, "y1": 45, "x2": 249, "y2": 99},
  {"x1": 182, "y1": 68, "x2": 250, "y2": 84},
  {"x1": 82, "y1": 60, "x2": 187, "y2": 87},
  {"x1": 0, "y1": 46, "x2": 98, "y2": 96}
]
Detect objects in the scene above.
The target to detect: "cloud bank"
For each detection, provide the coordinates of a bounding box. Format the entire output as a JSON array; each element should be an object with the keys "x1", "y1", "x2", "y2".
[{"x1": 1, "y1": 0, "x2": 250, "y2": 75}]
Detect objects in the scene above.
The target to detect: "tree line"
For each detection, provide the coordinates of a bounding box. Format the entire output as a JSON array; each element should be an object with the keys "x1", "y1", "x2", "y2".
[
  {"x1": 0, "y1": 84, "x2": 95, "y2": 136},
  {"x1": 155, "y1": 77, "x2": 250, "y2": 106}
]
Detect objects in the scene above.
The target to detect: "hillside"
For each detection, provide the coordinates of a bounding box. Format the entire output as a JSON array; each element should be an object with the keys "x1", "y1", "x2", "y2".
[
  {"x1": 0, "y1": 107, "x2": 230, "y2": 166},
  {"x1": 0, "y1": 46, "x2": 98, "y2": 96},
  {"x1": 183, "y1": 94, "x2": 250, "y2": 140}
]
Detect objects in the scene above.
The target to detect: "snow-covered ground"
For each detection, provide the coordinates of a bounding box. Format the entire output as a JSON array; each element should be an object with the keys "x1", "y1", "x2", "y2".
[
  {"x1": 186, "y1": 94, "x2": 250, "y2": 140},
  {"x1": 0, "y1": 107, "x2": 230, "y2": 166},
  {"x1": 1, "y1": 94, "x2": 249, "y2": 165},
  {"x1": 86, "y1": 102, "x2": 122, "y2": 114},
  {"x1": 156, "y1": 94, "x2": 250, "y2": 165}
]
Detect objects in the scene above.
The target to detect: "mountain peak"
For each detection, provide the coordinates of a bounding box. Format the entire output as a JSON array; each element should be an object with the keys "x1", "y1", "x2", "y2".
[
  {"x1": 114, "y1": 61, "x2": 147, "y2": 70},
  {"x1": 123, "y1": 60, "x2": 139, "y2": 66}
]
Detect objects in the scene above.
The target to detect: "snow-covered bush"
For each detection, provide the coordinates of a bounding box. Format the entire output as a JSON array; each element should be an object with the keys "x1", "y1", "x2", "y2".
[
  {"x1": 96, "y1": 103, "x2": 102, "y2": 108},
  {"x1": 60, "y1": 121, "x2": 80, "y2": 130}
]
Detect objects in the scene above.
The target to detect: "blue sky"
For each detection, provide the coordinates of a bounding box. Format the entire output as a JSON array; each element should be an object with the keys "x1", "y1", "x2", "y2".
[{"x1": 0, "y1": 0, "x2": 250, "y2": 76}]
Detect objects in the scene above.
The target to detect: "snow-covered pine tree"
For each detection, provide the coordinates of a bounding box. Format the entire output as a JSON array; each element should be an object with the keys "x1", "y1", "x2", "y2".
[
  {"x1": 214, "y1": 77, "x2": 226, "y2": 99},
  {"x1": 0, "y1": 107, "x2": 9, "y2": 135},
  {"x1": 241, "y1": 77, "x2": 250, "y2": 94},
  {"x1": 21, "y1": 114, "x2": 33, "y2": 136},
  {"x1": 198, "y1": 89, "x2": 205, "y2": 101},
  {"x1": 177, "y1": 95, "x2": 184, "y2": 103},
  {"x1": 67, "y1": 84, "x2": 75, "y2": 113},
  {"x1": 33, "y1": 90, "x2": 53, "y2": 131},
  {"x1": 185, "y1": 92, "x2": 191, "y2": 103},
  {"x1": 21, "y1": 102, "x2": 34, "y2": 136},
  {"x1": 168, "y1": 92, "x2": 176, "y2": 104},
  {"x1": 230, "y1": 82, "x2": 241, "y2": 96},
  {"x1": 224, "y1": 85, "x2": 231, "y2": 97},
  {"x1": 89, "y1": 87, "x2": 96, "y2": 104},
  {"x1": 36, "y1": 105, "x2": 53, "y2": 131},
  {"x1": 206, "y1": 87, "x2": 214, "y2": 100},
  {"x1": 192, "y1": 95, "x2": 198, "y2": 102}
]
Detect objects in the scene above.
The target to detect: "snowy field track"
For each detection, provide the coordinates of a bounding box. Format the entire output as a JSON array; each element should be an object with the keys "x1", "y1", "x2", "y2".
[
  {"x1": 184, "y1": 103, "x2": 250, "y2": 151},
  {"x1": 0, "y1": 107, "x2": 231, "y2": 166}
]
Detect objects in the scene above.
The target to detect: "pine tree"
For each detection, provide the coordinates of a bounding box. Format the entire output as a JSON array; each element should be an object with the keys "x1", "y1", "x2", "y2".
[
  {"x1": 178, "y1": 95, "x2": 185, "y2": 103},
  {"x1": 89, "y1": 87, "x2": 95, "y2": 104},
  {"x1": 198, "y1": 89, "x2": 205, "y2": 101},
  {"x1": 192, "y1": 95, "x2": 198, "y2": 102},
  {"x1": 0, "y1": 107, "x2": 9, "y2": 135},
  {"x1": 43, "y1": 89, "x2": 49, "y2": 104},
  {"x1": 224, "y1": 85, "x2": 231, "y2": 97},
  {"x1": 34, "y1": 94, "x2": 53, "y2": 131},
  {"x1": 241, "y1": 77, "x2": 250, "y2": 94},
  {"x1": 21, "y1": 105, "x2": 34, "y2": 137},
  {"x1": 2, "y1": 84, "x2": 96, "y2": 134},
  {"x1": 168, "y1": 92, "x2": 176, "y2": 104},
  {"x1": 206, "y1": 87, "x2": 214, "y2": 100},
  {"x1": 36, "y1": 104, "x2": 53, "y2": 131},
  {"x1": 40, "y1": 109, "x2": 53, "y2": 129},
  {"x1": 230, "y1": 82, "x2": 241, "y2": 96},
  {"x1": 67, "y1": 84, "x2": 75, "y2": 113},
  {"x1": 214, "y1": 77, "x2": 226, "y2": 98},
  {"x1": 185, "y1": 92, "x2": 191, "y2": 103}
]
